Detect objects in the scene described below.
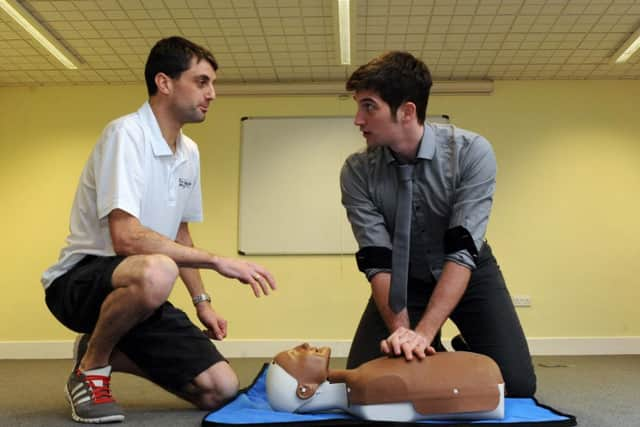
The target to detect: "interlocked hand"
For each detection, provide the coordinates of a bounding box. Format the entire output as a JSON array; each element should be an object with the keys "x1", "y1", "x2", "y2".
[{"x1": 380, "y1": 326, "x2": 436, "y2": 360}]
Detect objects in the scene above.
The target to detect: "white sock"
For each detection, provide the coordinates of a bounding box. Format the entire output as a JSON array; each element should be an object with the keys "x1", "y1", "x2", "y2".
[{"x1": 81, "y1": 365, "x2": 112, "y2": 377}]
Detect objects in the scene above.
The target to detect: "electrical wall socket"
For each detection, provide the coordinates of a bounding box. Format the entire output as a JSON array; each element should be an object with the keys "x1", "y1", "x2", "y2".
[{"x1": 512, "y1": 295, "x2": 532, "y2": 307}]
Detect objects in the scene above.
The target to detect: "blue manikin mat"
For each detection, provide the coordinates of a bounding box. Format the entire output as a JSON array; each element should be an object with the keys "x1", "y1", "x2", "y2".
[{"x1": 202, "y1": 364, "x2": 576, "y2": 427}]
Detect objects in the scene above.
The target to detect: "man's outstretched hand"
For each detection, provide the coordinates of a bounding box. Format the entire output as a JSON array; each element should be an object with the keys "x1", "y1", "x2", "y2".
[{"x1": 214, "y1": 257, "x2": 277, "y2": 297}]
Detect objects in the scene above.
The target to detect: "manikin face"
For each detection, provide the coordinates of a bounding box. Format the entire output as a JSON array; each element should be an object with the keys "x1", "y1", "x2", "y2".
[
  {"x1": 168, "y1": 57, "x2": 217, "y2": 124},
  {"x1": 353, "y1": 89, "x2": 404, "y2": 148},
  {"x1": 286, "y1": 343, "x2": 331, "y2": 364}
]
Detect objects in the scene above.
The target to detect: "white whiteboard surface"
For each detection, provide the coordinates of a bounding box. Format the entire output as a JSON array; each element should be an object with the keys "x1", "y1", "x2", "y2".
[{"x1": 238, "y1": 115, "x2": 449, "y2": 255}]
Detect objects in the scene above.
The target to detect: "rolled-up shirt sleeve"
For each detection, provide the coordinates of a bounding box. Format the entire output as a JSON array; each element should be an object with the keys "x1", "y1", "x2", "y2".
[
  {"x1": 446, "y1": 134, "x2": 496, "y2": 270},
  {"x1": 340, "y1": 153, "x2": 392, "y2": 279}
]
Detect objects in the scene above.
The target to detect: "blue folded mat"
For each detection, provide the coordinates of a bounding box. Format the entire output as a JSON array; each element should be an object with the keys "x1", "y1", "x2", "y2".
[{"x1": 203, "y1": 364, "x2": 576, "y2": 426}]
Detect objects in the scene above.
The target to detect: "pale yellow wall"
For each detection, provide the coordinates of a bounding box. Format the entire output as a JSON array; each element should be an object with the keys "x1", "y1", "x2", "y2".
[{"x1": 0, "y1": 80, "x2": 638, "y2": 343}]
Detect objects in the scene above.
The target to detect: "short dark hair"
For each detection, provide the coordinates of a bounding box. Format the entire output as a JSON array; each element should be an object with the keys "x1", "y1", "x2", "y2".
[
  {"x1": 346, "y1": 51, "x2": 432, "y2": 124},
  {"x1": 144, "y1": 36, "x2": 218, "y2": 96}
]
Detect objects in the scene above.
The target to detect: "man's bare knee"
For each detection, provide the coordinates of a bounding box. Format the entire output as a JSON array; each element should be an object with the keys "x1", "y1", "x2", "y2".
[
  {"x1": 192, "y1": 362, "x2": 239, "y2": 410},
  {"x1": 114, "y1": 254, "x2": 178, "y2": 310},
  {"x1": 139, "y1": 254, "x2": 179, "y2": 309}
]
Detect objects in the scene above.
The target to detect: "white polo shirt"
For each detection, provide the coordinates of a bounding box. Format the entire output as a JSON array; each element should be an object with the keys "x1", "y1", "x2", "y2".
[{"x1": 41, "y1": 102, "x2": 203, "y2": 289}]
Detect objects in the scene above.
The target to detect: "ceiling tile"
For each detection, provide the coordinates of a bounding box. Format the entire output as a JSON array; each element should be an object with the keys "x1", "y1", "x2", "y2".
[{"x1": 0, "y1": 0, "x2": 638, "y2": 86}]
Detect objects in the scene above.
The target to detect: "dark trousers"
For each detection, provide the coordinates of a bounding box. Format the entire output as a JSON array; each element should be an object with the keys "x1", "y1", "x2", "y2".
[{"x1": 346, "y1": 243, "x2": 537, "y2": 397}]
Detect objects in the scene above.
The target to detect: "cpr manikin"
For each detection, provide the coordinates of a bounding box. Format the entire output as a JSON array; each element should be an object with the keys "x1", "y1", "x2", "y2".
[{"x1": 266, "y1": 343, "x2": 505, "y2": 422}]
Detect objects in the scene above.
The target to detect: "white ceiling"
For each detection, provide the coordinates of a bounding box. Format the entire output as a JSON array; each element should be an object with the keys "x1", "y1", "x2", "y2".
[{"x1": 1, "y1": 0, "x2": 639, "y2": 87}]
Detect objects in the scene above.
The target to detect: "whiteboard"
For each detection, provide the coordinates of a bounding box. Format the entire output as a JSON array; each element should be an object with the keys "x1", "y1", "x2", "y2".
[{"x1": 238, "y1": 115, "x2": 450, "y2": 255}]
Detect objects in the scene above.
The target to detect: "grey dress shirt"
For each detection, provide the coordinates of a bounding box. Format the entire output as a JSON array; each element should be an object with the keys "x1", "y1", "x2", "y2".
[{"x1": 340, "y1": 123, "x2": 496, "y2": 282}]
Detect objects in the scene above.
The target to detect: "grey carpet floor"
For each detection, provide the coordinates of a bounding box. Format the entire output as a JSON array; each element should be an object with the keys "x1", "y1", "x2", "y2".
[{"x1": 1, "y1": 355, "x2": 638, "y2": 426}]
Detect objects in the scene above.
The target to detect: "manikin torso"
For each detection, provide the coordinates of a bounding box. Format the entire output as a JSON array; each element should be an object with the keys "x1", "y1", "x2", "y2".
[{"x1": 266, "y1": 345, "x2": 505, "y2": 422}]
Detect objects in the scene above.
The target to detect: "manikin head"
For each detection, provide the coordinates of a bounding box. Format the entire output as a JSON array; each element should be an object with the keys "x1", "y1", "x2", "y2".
[{"x1": 266, "y1": 343, "x2": 331, "y2": 412}]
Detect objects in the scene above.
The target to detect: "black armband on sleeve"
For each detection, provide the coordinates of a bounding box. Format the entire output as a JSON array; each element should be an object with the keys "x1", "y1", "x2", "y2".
[
  {"x1": 444, "y1": 226, "x2": 479, "y2": 260},
  {"x1": 355, "y1": 247, "x2": 392, "y2": 272}
]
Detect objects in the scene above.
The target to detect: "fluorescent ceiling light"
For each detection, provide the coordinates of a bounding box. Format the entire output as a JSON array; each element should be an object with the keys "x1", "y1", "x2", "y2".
[
  {"x1": 0, "y1": 0, "x2": 78, "y2": 69},
  {"x1": 338, "y1": 0, "x2": 351, "y2": 65},
  {"x1": 612, "y1": 26, "x2": 640, "y2": 64}
]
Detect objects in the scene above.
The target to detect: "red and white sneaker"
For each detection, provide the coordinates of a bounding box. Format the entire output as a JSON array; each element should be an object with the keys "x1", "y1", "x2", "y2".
[{"x1": 65, "y1": 365, "x2": 124, "y2": 423}]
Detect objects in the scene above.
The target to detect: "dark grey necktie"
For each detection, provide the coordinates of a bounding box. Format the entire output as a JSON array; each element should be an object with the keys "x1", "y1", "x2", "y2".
[{"x1": 389, "y1": 163, "x2": 414, "y2": 313}]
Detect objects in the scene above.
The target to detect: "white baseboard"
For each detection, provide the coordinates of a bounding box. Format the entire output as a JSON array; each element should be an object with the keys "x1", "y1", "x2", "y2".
[
  {"x1": 1, "y1": 337, "x2": 639, "y2": 360},
  {"x1": 525, "y1": 337, "x2": 640, "y2": 356}
]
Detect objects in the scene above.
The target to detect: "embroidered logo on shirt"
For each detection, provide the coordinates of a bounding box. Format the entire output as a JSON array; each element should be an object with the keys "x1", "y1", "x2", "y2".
[{"x1": 178, "y1": 178, "x2": 193, "y2": 189}]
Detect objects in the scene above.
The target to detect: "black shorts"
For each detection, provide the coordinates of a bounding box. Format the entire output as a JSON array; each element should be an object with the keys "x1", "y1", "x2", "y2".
[{"x1": 45, "y1": 255, "x2": 225, "y2": 391}]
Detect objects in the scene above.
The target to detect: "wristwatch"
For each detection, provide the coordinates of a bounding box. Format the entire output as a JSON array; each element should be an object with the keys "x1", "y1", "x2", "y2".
[{"x1": 192, "y1": 293, "x2": 211, "y2": 306}]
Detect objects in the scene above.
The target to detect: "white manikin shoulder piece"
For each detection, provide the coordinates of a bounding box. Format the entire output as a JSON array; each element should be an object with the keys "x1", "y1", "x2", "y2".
[{"x1": 266, "y1": 362, "x2": 348, "y2": 413}]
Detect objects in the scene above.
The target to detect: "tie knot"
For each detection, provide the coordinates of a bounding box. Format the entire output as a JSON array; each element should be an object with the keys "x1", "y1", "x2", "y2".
[{"x1": 395, "y1": 163, "x2": 414, "y2": 182}]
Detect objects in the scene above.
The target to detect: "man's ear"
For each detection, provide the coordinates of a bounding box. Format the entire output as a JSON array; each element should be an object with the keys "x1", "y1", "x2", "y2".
[
  {"x1": 154, "y1": 72, "x2": 172, "y2": 95},
  {"x1": 399, "y1": 101, "x2": 417, "y2": 124}
]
